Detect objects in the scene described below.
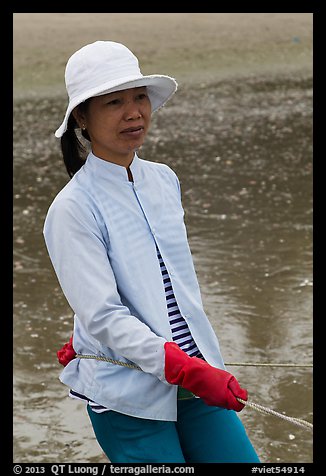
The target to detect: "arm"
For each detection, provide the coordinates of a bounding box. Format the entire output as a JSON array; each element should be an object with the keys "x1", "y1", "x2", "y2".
[{"x1": 43, "y1": 196, "x2": 167, "y2": 380}]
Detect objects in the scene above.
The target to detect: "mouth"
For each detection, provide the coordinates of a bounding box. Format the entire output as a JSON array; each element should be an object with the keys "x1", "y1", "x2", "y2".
[{"x1": 120, "y1": 125, "x2": 144, "y2": 135}]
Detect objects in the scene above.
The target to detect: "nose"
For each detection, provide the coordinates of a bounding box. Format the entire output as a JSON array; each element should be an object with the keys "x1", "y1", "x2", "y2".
[{"x1": 124, "y1": 100, "x2": 142, "y2": 121}]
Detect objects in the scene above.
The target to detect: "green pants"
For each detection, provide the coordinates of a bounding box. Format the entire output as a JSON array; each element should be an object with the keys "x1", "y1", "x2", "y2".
[{"x1": 87, "y1": 396, "x2": 260, "y2": 463}]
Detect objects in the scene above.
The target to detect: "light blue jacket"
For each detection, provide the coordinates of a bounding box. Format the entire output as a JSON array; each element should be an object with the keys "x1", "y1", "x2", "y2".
[{"x1": 43, "y1": 152, "x2": 225, "y2": 421}]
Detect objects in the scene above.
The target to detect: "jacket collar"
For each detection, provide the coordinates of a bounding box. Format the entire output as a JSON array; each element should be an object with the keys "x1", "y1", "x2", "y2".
[{"x1": 85, "y1": 151, "x2": 141, "y2": 183}]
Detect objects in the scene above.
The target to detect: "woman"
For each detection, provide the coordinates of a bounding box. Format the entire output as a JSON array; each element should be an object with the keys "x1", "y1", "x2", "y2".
[{"x1": 43, "y1": 40, "x2": 260, "y2": 463}]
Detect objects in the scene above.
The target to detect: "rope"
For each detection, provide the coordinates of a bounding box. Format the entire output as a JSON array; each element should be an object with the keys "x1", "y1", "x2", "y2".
[
  {"x1": 76, "y1": 354, "x2": 313, "y2": 370},
  {"x1": 225, "y1": 362, "x2": 312, "y2": 368},
  {"x1": 236, "y1": 397, "x2": 313, "y2": 432},
  {"x1": 76, "y1": 353, "x2": 313, "y2": 431},
  {"x1": 76, "y1": 354, "x2": 142, "y2": 370}
]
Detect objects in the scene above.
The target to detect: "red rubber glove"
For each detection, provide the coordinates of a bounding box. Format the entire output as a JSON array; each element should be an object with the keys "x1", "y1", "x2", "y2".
[
  {"x1": 57, "y1": 336, "x2": 76, "y2": 367},
  {"x1": 164, "y1": 342, "x2": 247, "y2": 412}
]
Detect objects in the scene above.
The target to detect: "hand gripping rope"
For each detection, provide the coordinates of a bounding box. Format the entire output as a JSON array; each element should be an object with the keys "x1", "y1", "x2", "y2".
[{"x1": 75, "y1": 353, "x2": 313, "y2": 432}]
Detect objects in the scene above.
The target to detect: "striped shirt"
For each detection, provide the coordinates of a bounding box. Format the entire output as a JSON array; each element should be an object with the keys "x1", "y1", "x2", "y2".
[
  {"x1": 70, "y1": 246, "x2": 202, "y2": 412},
  {"x1": 157, "y1": 247, "x2": 202, "y2": 358}
]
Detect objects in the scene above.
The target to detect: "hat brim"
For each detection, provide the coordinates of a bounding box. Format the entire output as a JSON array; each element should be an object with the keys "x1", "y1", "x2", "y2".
[{"x1": 55, "y1": 74, "x2": 177, "y2": 138}]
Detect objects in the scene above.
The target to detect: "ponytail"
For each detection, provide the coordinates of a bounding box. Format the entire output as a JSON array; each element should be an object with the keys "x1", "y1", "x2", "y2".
[{"x1": 60, "y1": 102, "x2": 91, "y2": 178}]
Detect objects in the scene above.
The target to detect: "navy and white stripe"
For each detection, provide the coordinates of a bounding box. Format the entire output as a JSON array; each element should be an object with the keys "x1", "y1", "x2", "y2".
[
  {"x1": 69, "y1": 246, "x2": 202, "y2": 412},
  {"x1": 69, "y1": 389, "x2": 110, "y2": 413},
  {"x1": 157, "y1": 248, "x2": 202, "y2": 358}
]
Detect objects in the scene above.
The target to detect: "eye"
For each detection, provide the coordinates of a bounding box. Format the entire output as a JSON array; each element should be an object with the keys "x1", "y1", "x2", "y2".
[
  {"x1": 136, "y1": 93, "x2": 149, "y2": 101},
  {"x1": 106, "y1": 98, "x2": 121, "y2": 106}
]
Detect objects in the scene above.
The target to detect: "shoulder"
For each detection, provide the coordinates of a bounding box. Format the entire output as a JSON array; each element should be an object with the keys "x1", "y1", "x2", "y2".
[
  {"x1": 43, "y1": 170, "x2": 98, "y2": 232},
  {"x1": 140, "y1": 158, "x2": 180, "y2": 189},
  {"x1": 140, "y1": 157, "x2": 177, "y2": 176}
]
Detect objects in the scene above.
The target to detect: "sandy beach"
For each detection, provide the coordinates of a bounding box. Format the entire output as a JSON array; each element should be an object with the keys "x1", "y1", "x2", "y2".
[{"x1": 13, "y1": 13, "x2": 312, "y2": 99}]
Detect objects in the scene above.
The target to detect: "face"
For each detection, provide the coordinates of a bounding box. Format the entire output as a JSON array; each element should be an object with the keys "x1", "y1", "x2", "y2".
[{"x1": 73, "y1": 86, "x2": 152, "y2": 165}]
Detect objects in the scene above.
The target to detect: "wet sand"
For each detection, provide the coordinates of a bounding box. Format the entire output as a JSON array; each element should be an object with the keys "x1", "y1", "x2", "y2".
[{"x1": 13, "y1": 13, "x2": 312, "y2": 98}]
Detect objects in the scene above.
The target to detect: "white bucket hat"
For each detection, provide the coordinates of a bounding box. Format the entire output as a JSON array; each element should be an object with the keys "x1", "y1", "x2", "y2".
[{"x1": 55, "y1": 41, "x2": 178, "y2": 138}]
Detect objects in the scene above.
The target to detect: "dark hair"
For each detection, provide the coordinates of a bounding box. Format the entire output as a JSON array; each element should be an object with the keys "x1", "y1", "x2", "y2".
[{"x1": 60, "y1": 100, "x2": 91, "y2": 178}]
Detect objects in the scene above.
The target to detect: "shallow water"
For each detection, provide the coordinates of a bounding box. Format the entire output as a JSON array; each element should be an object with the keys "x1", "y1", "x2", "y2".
[{"x1": 13, "y1": 74, "x2": 313, "y2": 463}]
